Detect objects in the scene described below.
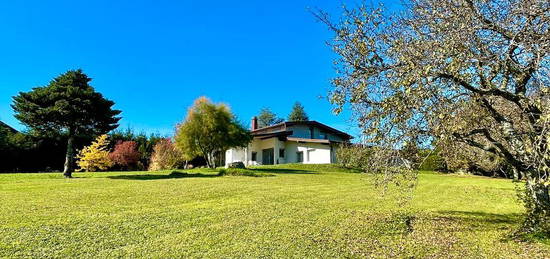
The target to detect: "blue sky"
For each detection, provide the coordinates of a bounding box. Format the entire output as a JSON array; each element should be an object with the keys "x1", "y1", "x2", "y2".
[{"x1": 0, "y1": 0, "x2": 401, "y2": 137}]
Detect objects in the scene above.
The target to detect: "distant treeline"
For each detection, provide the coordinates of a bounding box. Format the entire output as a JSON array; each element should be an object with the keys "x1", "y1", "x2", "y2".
[{"x1": 0, "y1": 126, "x2": 206, "y2": 173}]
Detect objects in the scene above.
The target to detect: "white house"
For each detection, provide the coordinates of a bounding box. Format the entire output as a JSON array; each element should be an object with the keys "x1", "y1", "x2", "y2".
[{"x1": 225, "y1": 118, "x2": 353, "y2": 166}]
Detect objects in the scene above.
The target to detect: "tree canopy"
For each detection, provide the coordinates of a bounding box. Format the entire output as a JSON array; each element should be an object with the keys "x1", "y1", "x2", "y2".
[
  {"x1": 175, "y1": 97, "x2": 252, "y2": 168},
  {"x1": 12, "y1": 69, "x2": 121, "y2": 177},
  {"x1": 288, "y1": 102, "x2": 309, "y2": 121},
  {"x1": 318, "y1": 0, "x2": 549, "y2": 235},
  {"x1": 257, "y1": 107, "x2": 283, "y2": 128}
]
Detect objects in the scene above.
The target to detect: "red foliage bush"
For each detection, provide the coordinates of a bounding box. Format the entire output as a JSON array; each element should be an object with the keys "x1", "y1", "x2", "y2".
[{"x1": 109, "y1": 141, "x2": 141, "y2": 170}]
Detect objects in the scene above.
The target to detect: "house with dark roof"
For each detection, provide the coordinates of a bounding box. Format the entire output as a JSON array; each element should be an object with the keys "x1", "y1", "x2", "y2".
[{"x1": 225, "y1": 117, "x2": 352, "y2": 166}]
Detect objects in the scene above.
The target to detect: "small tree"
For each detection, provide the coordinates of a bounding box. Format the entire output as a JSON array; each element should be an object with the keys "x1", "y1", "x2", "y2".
[
  {"x1": 12, "y1": 69, "x2": 121, "y2": 177},
  {"x1": 175, "y1": 97, "x2": 252, "y2": 168},
  {"x1": 76, "y1": 135, "x2": 113, "y2": 172},
  {"x1": 257, "y1": 107, "x2": 284, "y2": 128},
  {"x1": 109, "y1": 141, "x2": 140, "y2": 170},
  {"x1": 288, "y1": 102, "x2": 309, "y2": 121},
  {"x1": 149, "y1": 138, "x2": 184, "y2": 171}
]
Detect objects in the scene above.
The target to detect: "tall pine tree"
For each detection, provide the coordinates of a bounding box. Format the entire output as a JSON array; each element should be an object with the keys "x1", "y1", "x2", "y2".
[
  {"x1": 257, "y1": 107, "x2": 283, "y2": 128},
  {"x1": 288, "y1": 102, "x2": 309, "y2": 121},
  {"x1": 12, "y1": 69, "x2": 121, "y2": 177}
]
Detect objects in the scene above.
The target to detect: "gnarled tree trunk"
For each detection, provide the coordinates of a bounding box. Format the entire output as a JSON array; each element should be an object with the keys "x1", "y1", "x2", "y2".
[{"x1": 522, "y1": 178, "x2": 550, "y2": 233}]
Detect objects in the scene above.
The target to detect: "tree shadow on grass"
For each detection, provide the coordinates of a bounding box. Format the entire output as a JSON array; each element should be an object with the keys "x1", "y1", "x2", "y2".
[
  {"x1": 438, "y1": 210, "x2": 521, "y2": 224},
  {"x1": 107, "y1": 171, "x2": 220, "y2": 180},
  {"x1": 432, "y1": 210, "x2": 523, "y2": 235},
  {"x1": 249, "y1": 168, "x2": 317, "y2": 174}
]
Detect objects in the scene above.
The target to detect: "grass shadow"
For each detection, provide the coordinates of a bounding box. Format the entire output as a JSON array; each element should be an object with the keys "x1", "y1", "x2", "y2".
[
  {"x1": 438, "y1": 210, "x2": 521, "y2": 225},
  {"x1": 431, "y1": 210, "x2": 523, "y2": 238},
  {"x1": 107, "y1": 171, "x2": 220, "y2": 180}
]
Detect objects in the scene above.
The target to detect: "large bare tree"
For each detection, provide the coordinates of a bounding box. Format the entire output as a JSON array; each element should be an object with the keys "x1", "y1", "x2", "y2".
[{"x1": 317, "y1": 0, "x2": 549, "y2": 234}]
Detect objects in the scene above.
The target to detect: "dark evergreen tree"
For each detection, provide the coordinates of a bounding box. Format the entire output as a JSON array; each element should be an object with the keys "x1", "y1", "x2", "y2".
[
  {"x1": 257, "y1": 107, "x2": 283, "y2": 128},
  {"x1": 12, "y1": 69, "x2": 121, "y2": 177},
  {"x1": 288, "y1": 102, "x2": 309, "y2": 121}
]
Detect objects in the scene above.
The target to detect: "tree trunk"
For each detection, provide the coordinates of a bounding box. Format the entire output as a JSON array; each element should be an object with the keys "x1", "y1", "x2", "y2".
[
  {"x1": 207, "y1": 153, "x2": 215, "y2": 169},
  {"x1": 522, "y1": 179, "x2": 550, "y2": 233},
  {"x1": 63, "y1": 134, "x2": 75, "y2": 178}
]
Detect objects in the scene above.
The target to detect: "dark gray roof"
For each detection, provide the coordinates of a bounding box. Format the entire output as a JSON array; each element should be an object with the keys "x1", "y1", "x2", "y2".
[{"x1": 252, "y1": 120, "x2": 353, "y2": 140}]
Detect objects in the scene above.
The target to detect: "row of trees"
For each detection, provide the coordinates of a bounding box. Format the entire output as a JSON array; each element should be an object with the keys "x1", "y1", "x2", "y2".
[
  {"x1": 256, "y1": 102, "x2": 309, "y2": 128},
  {"x1": 73, "y1": 97, "x2": 251, "y2": 171},
  {"x1": 6, "y1": 69, "x2": 252, "y2": 176}
]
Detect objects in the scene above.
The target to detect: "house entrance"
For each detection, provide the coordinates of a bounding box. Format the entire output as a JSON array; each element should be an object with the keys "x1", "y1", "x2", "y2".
[{"x1": 262, "y1": 148, "x2": 274, "y2": 165}]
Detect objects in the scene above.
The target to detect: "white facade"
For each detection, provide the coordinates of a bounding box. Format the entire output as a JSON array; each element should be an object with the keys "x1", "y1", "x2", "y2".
[
  {"x1": 225, "y1": 121, "x2": 349, "y2": 166},
  {"x1": 225, "y1": 140, "x2": 338, "y2": 166}
]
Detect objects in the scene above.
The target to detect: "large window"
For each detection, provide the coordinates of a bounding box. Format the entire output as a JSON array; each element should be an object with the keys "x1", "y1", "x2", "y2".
[{"x1": 296, "y1": 151, "x2": 303, "y2": 163}]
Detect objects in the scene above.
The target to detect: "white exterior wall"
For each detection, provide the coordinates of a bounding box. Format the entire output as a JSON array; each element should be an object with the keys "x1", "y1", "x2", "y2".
[
  {"x1": 226, "y1": 139, "x2": 334, "y2": 166},
  {"x1": 285, "y1": 142, "x2": 331, "y2": 164}
]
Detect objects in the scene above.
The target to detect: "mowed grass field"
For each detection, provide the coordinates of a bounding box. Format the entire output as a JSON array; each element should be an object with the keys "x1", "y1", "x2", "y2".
[{"x1": 1, "y1": 164, "x2": 549, "y2": 258}]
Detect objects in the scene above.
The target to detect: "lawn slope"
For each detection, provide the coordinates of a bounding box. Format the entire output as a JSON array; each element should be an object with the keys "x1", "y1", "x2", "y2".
[{"x1": 0, "y1": 165, "x2": 548, "y2": 258}]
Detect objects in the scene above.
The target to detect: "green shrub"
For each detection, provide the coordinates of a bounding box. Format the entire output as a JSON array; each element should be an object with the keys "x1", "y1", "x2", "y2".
[
  {"x1": 218, "y1": 168, "x2": 272, "y2": 177},
  {"x1": 418, "y1": 150, "x2": 447, "y2": 171},
  {"x1": 336, "y1": 144, "x2": 372, "y2": 170}
]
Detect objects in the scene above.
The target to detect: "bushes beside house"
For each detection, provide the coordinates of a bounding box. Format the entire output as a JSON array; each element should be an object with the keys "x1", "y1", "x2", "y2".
[{"x1": 336, "y1": 144, "x2": 372, "y2": 170}]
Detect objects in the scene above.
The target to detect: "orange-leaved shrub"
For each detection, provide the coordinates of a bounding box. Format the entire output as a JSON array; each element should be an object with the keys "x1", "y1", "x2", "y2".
[{"x1": 149, "y1": 138, "x2": 184, "y2": 171}]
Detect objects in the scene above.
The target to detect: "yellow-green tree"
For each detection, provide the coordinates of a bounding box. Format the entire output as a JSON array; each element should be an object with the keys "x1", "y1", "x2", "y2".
[
  {"x1": 76, "y1": 134, "x2": 113, "y2": 172},
  {"x1": 175, "y1": 97, "x2": 252, "y2": 168}
]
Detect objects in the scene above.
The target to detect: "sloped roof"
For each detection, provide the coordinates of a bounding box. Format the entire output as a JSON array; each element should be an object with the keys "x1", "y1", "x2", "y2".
[{"x1": 252, "y1": 120, "x2": 353, "y2": 140}]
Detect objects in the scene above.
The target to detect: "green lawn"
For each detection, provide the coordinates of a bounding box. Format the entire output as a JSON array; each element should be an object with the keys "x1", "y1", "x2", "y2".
[{"x1": 1, "y1": 164, "x2": 548, "y2": 258}]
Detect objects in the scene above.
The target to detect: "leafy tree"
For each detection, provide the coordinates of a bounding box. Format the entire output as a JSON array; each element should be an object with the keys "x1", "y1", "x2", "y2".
[
  {"x1": 149, "y1": 138, "x2": 184, "y2": 171},
  {"x1": 288, "y1": 102, "x2": 309, "y2": 121},
  {"x1": 317, "y1": 0, "x2": 549, "y2": 234},
  {"x1": 175, "y1": 97, "x2": 252, "y2": 168},
  {"x1": 109, "y1": 141, "x2": 140, "y2": 170},
  {"x1": 257, "y1": 107, "x2": 284, "y2": 128},
  {"x1": 12, "y1": 69, "x2": 121, "y2": 177},
  {"x1": 76, "y1": 134, "x2": 113, "y2": 172}
]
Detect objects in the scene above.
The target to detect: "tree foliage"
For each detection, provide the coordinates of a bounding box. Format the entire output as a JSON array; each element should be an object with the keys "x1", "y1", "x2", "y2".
[
  {"x1": 288, "y1": 102, "x2": 309, "y2": 121},
  {"x1": 109, "y1": 128, "x2": 162, "y2": 169},
  {"x1": 257, "y1": 107, "x2": 283, "y2": 128},
  {"x1": 76, "y1": 135, "x2": 113, "y2": 172},
  {"x1": 148, "y1": 138, "x2": 184, "y2": 171},
  {"x1": 318, "y1": 0, "x2": 549, "y2": 234},
  {"x1": 109, "y1": 141, "x2": 141, "y2": 170},
  {"x1": 336, "y1": 144, "x2": 373, "y2": 170},
  {"x1": 12, "y1": 69, "x2": 121, "y2": 177},
  {"x1": 174, "y1": 97, "x2": 252, "y2": 168}
]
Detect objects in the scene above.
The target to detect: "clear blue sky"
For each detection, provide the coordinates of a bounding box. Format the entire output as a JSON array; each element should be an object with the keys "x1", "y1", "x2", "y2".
[{"x1": 0, "y1": 0, "x2": 401, "y2": 137}]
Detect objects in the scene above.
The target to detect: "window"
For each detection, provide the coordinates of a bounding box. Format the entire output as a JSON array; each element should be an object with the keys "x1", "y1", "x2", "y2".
[
  {"x1": 309, "y1": 127, "x2": 314, "y2": 139},
  {"x1": 307, "y1": 150, "x2": 314, "y2": 162},
  {"x1": 279, "y1": 148, "x2": 285, "y2": 158},
  {"x1": 251, "y1": 152, "x2": 257, "y2": 161},
  {"x1": 296, "y1": 151, "x2": 303, "y2": 163},
  {"x1": 320, "y1": 131, "x2": 328, "y2": 139}
]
